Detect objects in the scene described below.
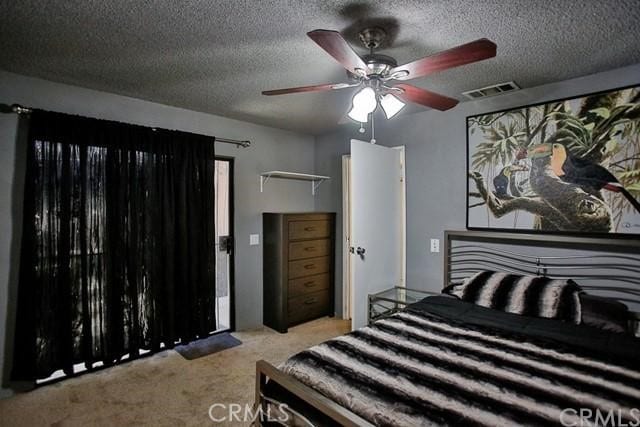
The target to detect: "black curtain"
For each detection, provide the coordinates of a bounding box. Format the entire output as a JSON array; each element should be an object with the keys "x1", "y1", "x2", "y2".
[{"x1": 12, "y1": 110, "x2": 216, "y2": 382}]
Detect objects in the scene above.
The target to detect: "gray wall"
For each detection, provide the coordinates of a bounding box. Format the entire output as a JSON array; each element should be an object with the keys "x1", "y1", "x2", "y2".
[
  {"x1": 0, "y1": 71, "x2": 316, "y2": 397},
  {"x1": 315, "y1": 63, "x2": 640, "y2": 315}
]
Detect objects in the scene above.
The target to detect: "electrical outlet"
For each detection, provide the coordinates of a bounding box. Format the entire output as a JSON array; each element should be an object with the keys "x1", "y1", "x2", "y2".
[
  {"x1": 249, "y1": 234, "x2": 260, "y2": 246},
  {"x1": 430, "y1": 238, "x2": 440, "y2": 253}
]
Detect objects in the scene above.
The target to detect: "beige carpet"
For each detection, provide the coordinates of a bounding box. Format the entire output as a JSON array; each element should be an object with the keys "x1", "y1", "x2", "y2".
[{"x1": 0, "y1": 317, "x2": 350, "y2": 427}]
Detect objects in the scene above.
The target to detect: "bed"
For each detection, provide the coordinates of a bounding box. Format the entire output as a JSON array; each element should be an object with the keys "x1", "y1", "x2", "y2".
[{"x1": 255, "y1": 231, "x2": 640, "y2": 426}]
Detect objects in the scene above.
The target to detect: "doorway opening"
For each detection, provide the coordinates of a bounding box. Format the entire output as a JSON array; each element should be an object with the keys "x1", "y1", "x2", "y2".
[
  {"x1": 342, "y1": 155, "x2": 353, "y2": 321},
  {"x1": 215, "y1": 157, "x2": 235, "y2": 332}
]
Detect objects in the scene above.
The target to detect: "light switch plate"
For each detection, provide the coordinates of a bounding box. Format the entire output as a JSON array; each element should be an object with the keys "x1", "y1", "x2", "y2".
[
  {"x1": 249, "y1": 234, "x2": 260, "y2": 246},
  {"x1": 430, "y1": 238, "x2": 440, "y2": 253}
]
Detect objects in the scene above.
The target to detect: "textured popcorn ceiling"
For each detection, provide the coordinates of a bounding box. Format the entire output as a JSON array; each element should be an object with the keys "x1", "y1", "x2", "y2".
[{"x1": 1, "y1": 0, "x2": 639, "y2": 135}]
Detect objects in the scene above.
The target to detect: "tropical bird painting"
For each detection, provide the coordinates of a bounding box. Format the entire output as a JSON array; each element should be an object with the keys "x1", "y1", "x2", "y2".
[{"x1": 467, "y1": 85, "x2": 640, "y2": 234}]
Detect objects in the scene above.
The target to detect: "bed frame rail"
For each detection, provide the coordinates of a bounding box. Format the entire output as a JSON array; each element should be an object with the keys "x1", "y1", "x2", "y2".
[{"x1": 255, "y1": 360, "x2": 373, "y2": 427}]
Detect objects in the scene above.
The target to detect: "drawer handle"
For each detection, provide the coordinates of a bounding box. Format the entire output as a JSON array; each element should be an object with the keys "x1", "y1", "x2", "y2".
[
  {"x1": 304, "y1": 298, "x2": 317, "y2": 305},
  {"x1": 304, "y1": 264, "x2": 315, "y2": 269},
  {"x1": 304, "y1": 227, "x2": 316, "y2": 231},
  {"x1": 303, "y1": 281, "x2": 316, "y2": 287},
  {"x1": 304, "y1": 247, "x2": 316, "y2": 251}
]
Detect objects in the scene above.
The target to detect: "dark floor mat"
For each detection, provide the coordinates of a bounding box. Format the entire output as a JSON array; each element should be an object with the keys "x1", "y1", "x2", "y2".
[{"x1": 175, "y1": 333, "x2": 242, "y2": 360}]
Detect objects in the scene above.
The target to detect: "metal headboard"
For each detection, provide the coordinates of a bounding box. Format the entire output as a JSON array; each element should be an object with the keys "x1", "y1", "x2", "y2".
[{"x1": 443, "y1": 231, "x2": 640, "y2": 329}]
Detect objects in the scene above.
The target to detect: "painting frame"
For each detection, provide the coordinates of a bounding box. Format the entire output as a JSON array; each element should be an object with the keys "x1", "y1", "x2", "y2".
[{"x1": 466, "y1": 83, "x2": 640, "y2": 238}]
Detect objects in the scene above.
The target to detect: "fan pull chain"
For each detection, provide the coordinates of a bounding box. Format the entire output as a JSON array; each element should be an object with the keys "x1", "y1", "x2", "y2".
[{"x1": 370, "y1": 112, "x2": 376, "y2": 144}]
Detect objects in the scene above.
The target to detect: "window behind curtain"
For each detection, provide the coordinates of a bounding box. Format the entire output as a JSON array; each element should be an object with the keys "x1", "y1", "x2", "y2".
[{"x1": 12, "y1": 110, "x2": 216, "y2": 382}]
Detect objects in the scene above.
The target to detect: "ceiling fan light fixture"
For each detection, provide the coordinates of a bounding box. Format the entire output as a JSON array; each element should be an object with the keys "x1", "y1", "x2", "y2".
[
  {"x1": 380, "y1": 93, "x2": 405, "y2": 119},
  {"x1": 348, "y1": 87, "x2": 377, "y2": 123},
  {"x1": 263, "y1": 29, "x2": 497, "y2": 122}
]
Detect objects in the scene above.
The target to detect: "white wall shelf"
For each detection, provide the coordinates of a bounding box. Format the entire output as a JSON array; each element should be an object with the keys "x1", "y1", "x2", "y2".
[{"x1": 259, "y1": 171, "x2": 330, "y2": 196}]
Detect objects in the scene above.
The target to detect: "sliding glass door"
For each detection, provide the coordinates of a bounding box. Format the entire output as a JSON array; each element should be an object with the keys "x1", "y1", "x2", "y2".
[{"x1": 214, "y1": 158, "x2": 234, "y2": 331}]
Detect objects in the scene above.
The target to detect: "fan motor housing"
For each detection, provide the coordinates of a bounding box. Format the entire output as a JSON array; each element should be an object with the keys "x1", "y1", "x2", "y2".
[
  {"x1": 347, "y1": 53, "x2": 397, "y2": 80},
  {"x1": 363, "y1": 53, "x2": 397, "y2": 75}
]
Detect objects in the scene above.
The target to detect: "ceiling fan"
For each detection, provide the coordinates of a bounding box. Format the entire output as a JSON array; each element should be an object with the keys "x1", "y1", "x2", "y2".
[{"x1": 262, "y1": 28, "x2": 496, "y2": 122}]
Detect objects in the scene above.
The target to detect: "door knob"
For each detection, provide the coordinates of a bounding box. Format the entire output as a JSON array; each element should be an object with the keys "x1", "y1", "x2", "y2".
[{"x1": 356, "y1": 247, "x2": 366, "y2": 257}]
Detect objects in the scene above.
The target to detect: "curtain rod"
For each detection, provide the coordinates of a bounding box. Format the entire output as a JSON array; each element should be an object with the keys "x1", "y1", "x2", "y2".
[{"x1": 1, "y1": 103, "x2": 252, "y2": 148}]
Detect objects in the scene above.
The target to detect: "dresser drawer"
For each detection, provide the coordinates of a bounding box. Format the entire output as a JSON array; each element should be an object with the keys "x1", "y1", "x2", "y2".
[
  {"x1": 288, "y1": 290, "x2": 330, "y2": 325},
  {"x1": 289, "y1": 239, "x2": 330, "y2": 261},
  {"x1": 288, "y1": 273, "x2": 330, "y2": 298},
  {"x1": 288, "y1": 256, "x2": 330, "y2": 279},
  {"x1": 288, "y1": 220, "x2": 330, "y2": 240}
]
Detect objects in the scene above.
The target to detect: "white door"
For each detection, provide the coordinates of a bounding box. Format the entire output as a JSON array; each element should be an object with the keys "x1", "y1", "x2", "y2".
[{"x1": 350, "y1": 139, "x2": 405, "y2": 329}]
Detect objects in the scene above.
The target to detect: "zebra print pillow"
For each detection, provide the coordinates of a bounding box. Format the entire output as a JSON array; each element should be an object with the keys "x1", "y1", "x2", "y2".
[{"x1": 443, "y1": 271, "x2": 583, "y2": 324}]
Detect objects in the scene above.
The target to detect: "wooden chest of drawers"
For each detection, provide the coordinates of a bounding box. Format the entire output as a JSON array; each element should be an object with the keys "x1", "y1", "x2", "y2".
[{"x1": 263, "y1": 212, "x2": 335, "y2": 333}]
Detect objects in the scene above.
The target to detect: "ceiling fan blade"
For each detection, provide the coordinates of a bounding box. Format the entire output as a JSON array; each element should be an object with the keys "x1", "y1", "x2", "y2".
[
  {"x1": 262, "y1": 82, "x2": 355, "y2": 96},
  {"x1": 394, "y1": 83, "x2": 458, "y2": 111},
  {"x1": 307, "y1": 29, "x2": 368, "y2": 75},
  {"x1": 391, "y1": 38, "x2": 496, "y2": 81}
]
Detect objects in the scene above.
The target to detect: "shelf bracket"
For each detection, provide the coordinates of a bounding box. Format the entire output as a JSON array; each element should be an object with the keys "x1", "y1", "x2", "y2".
[
  {"x1": 260, "y1": 174, "x2": 271, "y2": 193},
  {"x1": 312, "y1": 179, "x2": 325, "y2": 196}
]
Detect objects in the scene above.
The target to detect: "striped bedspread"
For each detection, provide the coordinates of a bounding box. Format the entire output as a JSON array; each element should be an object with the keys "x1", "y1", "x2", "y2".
[{"x1": 279, "y1": 307, "x2": 640, "y2": 426}]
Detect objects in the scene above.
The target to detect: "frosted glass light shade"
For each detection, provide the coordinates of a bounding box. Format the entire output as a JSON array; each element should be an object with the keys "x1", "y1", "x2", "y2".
[
  {"x1": 347, "y1": 107, "x2": 369, "y2": 123},
  {"x1": 380, "y1": 93, "x2": 405, "y2": 119},
  {"x1": 348, "y1": 87, "x2": 377, "y2": 122}
]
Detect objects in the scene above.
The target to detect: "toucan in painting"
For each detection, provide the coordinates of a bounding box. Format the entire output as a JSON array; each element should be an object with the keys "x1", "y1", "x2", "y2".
[
  {"x1": 493, "y1": 164, "x2": 529, "y2": 197},
  {"x1": 530, "y1": 143, "x2": 640, "y2": 213}
]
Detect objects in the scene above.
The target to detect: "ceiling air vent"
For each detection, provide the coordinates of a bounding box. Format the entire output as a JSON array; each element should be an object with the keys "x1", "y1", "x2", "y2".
[{"x1": 462, "y1": 81, "x2": 520, "y2": 100}]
